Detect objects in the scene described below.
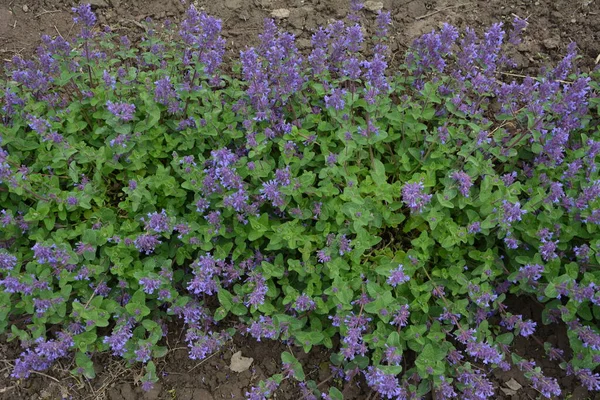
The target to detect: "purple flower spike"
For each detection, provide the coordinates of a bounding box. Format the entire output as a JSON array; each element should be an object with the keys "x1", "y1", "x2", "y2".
[
  {"x1": 106, "y1": 100, "x2": 136, "y2": 121},
  {"x1": 387, "y1": 264, "x2": 410, "y2": 287},
  {"x1": 402, "y1": 181, "x2": 432, "y2": 213},
  {"x1": 72, "y1": 4, "x2": 96, "y2": 27}
]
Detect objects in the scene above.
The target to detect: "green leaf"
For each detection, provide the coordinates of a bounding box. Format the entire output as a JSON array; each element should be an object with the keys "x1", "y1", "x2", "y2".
[
  {"x1": 213, "y1": 307, "x2": 228, "y2": 321},
  {"x1": 281, "y1": 351, "x2": 305, "y2": 381},
  {"x1": 328, "y1": 387, "x2": 344, "y2": 400},
  {"x1": 74, "y1": 351, "x2": 96, "y2": 379},
  {"x1": 218, "y1": 289, "x2": 233, "y2": 311},
  {"x1": 261, "y1": 261, "x2": 284, "y2": 279},
  {"x1": 371, "y1": 159, "x2": 387, "y2": 187},
  {"x1": 248, "y1": 213, "x2": 270, "y2": 240}
]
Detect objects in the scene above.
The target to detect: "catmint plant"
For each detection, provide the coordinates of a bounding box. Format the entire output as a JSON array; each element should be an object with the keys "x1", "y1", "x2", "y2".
[{"x1": 0, "y1": 1, "x2": 599, "y2": 399}]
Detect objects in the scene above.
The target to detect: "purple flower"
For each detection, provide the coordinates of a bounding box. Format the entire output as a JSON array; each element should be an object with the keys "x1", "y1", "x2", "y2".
[
  {"x1": 384, "y1": 345, "x2": 402, "y2": 366},
  {"x1": 247, "y1": 316, "x2": 278, "y2": 341},
  {"x1": 135, "y1": 342, "x2": 152, "y2": 363},
  {"x1": 502, "y1": 200, "x2": 527, "y2": 225},
  {"x1": 317, "y1": 249, "x2": 331, "y2": 263},
  {"x1": 139, "y1": 380, "x2": 154, "y2": 392},
  {"x1": 457, "y1": 369, "x2": 495, "y2": 398},
  {"x1": 246, "y1": 273, "x2": 267, "y2": 306},
  {"x1": 179, "y1": 6, "x2": 225, "y2": 76},
  {"x1": 103, "y1": 70, "x2": 116, "y2": 90},
  {"x1": 539, "y1": 240, "x2": 558, "y2": 261},
  {"x1": 274, "y1": 167, "x2": 291, "y2": 186},
  {"x1": 529, "y1": 371, "x2": 561, "y2": 398},
  {"x1": 387, "y1": 264, "x2": 410, "y2": 287},
  {"x1": 106, "y1": 101, "x2": 136, "y2": 121},
  {"x1": 402, "y1": 181, "x2": 432, "y2": 213},
  {"x1": 576, "y1": 324, "x2": 600, "y2": 351},
  {"x1": 465, "y1": 340, "x2": 503, "y2": 365},
  {"x1": 66, "y1": 196, "x2": 78, "y2": 206},
  {"x1": 205, "y1": 211, "x2": 222, "y2": 234},
  {"x1": 134, "y1": 234, "x2": 161, "y2": 255},
  {"x1": 72, "y1": 4, "x2": 96, "y2": 27},
  {"x1": 154, "y1": 76, "x2": 181, "y2": 113},
  {"x1": 410, "y1": 23, "x2": 458, "y2": 73},
  {"x1": 294, "y1": 294, "x2": 316, "y2": 313},
  {"x1": 451, "y1": 171, "x2": 473, "y2": 197},
  {"x1": 517, "y1": 319, "x2": 537, "y2": 337},
  {"x1": 28, "y1": 115, "x2": 51, "y2": 135},
  {"x1": 187, "y1": 253, "x2": 219, "y2": 296},
  {"x1": 577, "y1": 369, "x2": 600, "y2": 391},
  {"x1": 375, "y1": 11, "x2": 391, "y2": 37},
  {"x1": 364, "y1": 366, "x2": 406, "y2": 399},
  {"x1": 260, "y1": 180, "x2": 284, "y2": 208},
  {"x1": 143, "y1": 209, "x2": 171, "y2": 233},
  {"x1": 338, "y1": 235, "x2": 352, "y2": 256},
  {"x1": 324, "y1": 88, "x2": 346, "y2": 110},
  {"x1": 187, "y1": 330, "x2": 229, "y2": 360},
  {"x1": 455, "y1": 328, "x2": 476, "y2": 344},
  {"x1": 545, "y1": 181, "x2": 564, "y2": 203},
  {"x1": 508, "y1": 16, "x2": 528, "y2": 45},
  {"x1": 390, "y1": 304, "x2": 410, "y2": 327},
  {"x1": 326, "y1": 153, "x2": 337, "y2": 165},
  {"x1": 437, "y1": 376, "x2": 457, "y2": 399},
  {"x1": 516, "y1": 264, "x2": 544, "y2": 282},
  {"x1": 139, "y1": 277, "x2": 161, "y2": 295},
  {"x1": 11, "y1": 332, "x2": 74, "y2": 379},
  {"x1": 546, "y1": 346, "x2": 564, "y2": 361},
  {"x1": 467, "y1": 221, "x2": 481, "y2": 234},
  {"x1": 574, "y1": 244, "x2": 590, "y2": 261},
  {"x1": 32, "y1": 243, "x2": 69, "y2": 266},
  {"x1": 103, "y1": 322, "x2": 133, "y2": 356},
  {"x1": 0, "y1": 252, "x2": 17, "y2": 271}
]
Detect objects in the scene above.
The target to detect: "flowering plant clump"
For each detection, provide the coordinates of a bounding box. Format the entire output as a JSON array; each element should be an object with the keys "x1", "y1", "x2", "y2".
[{"x1": 1, "y1": 2, "x2": 600, "y2": 398}]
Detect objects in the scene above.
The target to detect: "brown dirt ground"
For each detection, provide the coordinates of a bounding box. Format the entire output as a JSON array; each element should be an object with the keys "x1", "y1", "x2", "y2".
[{"x1": 1, "y1": 0, "x2": 600, "y2": 399}]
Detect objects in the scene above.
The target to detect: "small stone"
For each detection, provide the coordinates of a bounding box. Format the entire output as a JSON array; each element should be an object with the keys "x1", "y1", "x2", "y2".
[
  {"x1": 22, "y1": 4, "x2": 29, "y2": 12},
  {"x1": 570, "y1": 18, "x2": 577, "y2": 23},
  {"x1": 297, "y1": 38, "x2": 311, "y2": 50},
  {"x1": 542, "y1": 37, "x2": 560, "y2": 49},
  {"x1": 229, "y1": 351, "x2": 253, "y2": 373},
  {"x1": 256, "y1": 0, "x2": 272, "y2": 8},
  {"x1": 505, "y1": 378, "x2": 522, "y2": 391},
  {"x1": 87, "y1": 0, "x2": 109, "y2": 7},
  {"x1": 271, "y1": 8, "x2": 290, "y2": 19},
  {"x1": 224, "y1": 0, "x2": 243, "y2": 10},
  {"x1": 363, "y1": 1, "x2": 383, "y2": 12}
]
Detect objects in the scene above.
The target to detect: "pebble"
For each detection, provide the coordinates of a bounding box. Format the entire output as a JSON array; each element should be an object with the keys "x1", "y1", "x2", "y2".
[
  {"x1": 363, "y1": 1, "x2": 383, "y2": 12},
  {"x1": 297, "y1": 38, "x2": 311, "y2": 50},
  {"x1": 271, "y1": 8, "x2": 290, "y2": 19},
  {"x1": 86, "y1": 0, "x2": 109, "y2": 7},
  {"x1": 22, "y1": 4, "x2": 29, "y2": 12},
  {"x1": 542, "y1": 37, "x2": 560, "y2": 50},
  {"x1": 224, "y1": 0, "x2": 243, "y2": 10},
  {"x1": 570, "y1": 18, "x2": 577, "y2": 23}
]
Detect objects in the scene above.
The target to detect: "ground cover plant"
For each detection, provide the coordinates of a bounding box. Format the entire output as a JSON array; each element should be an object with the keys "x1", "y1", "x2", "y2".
[{"x1": 1, "y1": 1, "x2": 600, "y2": 398}]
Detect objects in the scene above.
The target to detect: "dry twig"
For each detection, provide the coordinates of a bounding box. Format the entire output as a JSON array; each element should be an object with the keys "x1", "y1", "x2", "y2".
[{"x1": 35, "y1": 9, "x2": 63, "y2": 18}]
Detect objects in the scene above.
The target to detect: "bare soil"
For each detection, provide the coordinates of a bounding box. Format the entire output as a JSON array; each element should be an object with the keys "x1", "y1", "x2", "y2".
[{"x1": 1, "y1": 0, "x2": 599, "y2": 399}]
